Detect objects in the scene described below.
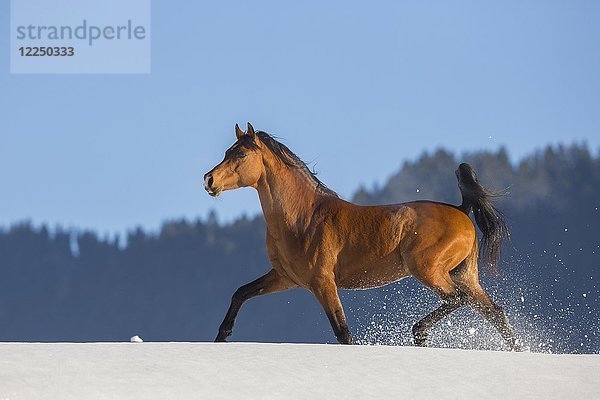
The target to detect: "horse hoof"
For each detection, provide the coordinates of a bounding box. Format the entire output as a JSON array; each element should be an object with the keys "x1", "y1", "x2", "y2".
[
  {"x1": 412, "y1": 332, "x2": 428, "y2": 347},
  {"x1": 508, "y1": 338, "x2": 524, "y2": 352},
  {"x1": 412, "y1": 326, "x2": 428, "y2": 347},
  {"x1": 413, "y1": 335, "x2": 428, "y2": 347},
  {"x1": 214, "y1": 332, "x2": 229, "y2": 342}
]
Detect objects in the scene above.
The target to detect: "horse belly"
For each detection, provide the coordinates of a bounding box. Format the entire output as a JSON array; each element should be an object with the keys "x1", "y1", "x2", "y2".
[{"x1": 335, "y1": 253, "x2": 411, "y2": 290}]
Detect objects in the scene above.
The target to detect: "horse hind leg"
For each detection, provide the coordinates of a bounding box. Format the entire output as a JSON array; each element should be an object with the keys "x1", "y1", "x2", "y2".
[
  {"x1": 412, "y1": 273, "x2": 467, "y2": 347},
  {"x1": 412, "y1": 292, "x2": 467, "y2": 347},
  {"x1": 464, "y1": 286, "x2": 522, "y2": 351},
  {"x1": 450, "y1": 262, "x2": 523, "y2": 351}
]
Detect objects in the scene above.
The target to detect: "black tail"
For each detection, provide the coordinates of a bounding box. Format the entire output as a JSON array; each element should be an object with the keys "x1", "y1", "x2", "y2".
[{"x1": 456, "y1": 163, "x2": 509, "y2": 269}]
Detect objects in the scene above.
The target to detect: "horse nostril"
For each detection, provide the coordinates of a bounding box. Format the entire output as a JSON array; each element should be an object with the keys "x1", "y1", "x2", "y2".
[{"x1": 204, "y1": 173, "x2": 214, "y2": 189}]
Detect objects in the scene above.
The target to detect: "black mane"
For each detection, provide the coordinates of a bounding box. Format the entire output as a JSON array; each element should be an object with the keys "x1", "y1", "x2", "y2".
[{"x1": 246, "y1": 131, "x2": 338, "y2": 197}]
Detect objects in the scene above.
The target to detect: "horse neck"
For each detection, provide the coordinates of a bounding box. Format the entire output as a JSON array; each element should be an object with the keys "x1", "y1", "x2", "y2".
[{"x1": 256, "y1": 159, "x2": 321, "y2": 234}]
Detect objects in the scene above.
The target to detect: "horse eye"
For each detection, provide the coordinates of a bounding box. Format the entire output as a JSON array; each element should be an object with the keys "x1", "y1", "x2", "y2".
[{"x1": 238, "y1": 151, "x2": 247, "y2": 158}]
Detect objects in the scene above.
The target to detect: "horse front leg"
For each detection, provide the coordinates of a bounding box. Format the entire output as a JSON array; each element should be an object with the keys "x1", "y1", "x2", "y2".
[
  {"x1": 215, "y1": 269, "x2": 295, "y2": 342},
  {"x1": 312, "y1": 278, "x2": 353, "y2": 345}
]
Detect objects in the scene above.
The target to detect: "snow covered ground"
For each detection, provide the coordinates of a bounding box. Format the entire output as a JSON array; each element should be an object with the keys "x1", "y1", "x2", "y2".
[{"x1": 0, "y1": 342, "x2": 597, "y2": 399}]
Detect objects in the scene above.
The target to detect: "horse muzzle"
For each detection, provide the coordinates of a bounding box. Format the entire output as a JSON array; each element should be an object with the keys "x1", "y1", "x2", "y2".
[{"x1": 203, "y1": 173, "x2": 222, "y2": 197}]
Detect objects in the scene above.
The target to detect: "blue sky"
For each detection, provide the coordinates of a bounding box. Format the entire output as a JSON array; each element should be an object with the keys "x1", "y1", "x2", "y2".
[{"x1": 1, "y1": 1, "x2": 599, "y2": 235}]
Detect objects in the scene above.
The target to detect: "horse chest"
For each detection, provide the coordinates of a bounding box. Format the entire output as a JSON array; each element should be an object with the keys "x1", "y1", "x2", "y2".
[{"x1": 267, "y1": 233, "x2": 311, "y2": 285}]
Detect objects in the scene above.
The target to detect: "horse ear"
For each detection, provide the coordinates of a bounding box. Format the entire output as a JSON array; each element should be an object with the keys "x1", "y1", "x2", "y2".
[
  {"x1": 235, "y1": 123, "x2": 244, "y2": 139},
  {"x1": 246, "y1": 122, "x2": 256, "y2": 138}
]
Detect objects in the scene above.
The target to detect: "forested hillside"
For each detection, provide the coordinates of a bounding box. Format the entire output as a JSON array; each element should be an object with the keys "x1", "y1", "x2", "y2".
[{"x1": 0, "y1": 144, "x2": 598, "y2": 353}]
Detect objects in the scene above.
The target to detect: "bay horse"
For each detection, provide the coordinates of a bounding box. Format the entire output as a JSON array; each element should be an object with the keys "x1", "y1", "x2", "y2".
[{"x1": 204, "y1": 123, "x2": 521, "y2": 350}]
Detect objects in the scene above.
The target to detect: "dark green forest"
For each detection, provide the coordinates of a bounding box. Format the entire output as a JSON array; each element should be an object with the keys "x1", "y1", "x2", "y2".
[{"x1": 0, "y1": 144, "x2": 598, "y2": 353}]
